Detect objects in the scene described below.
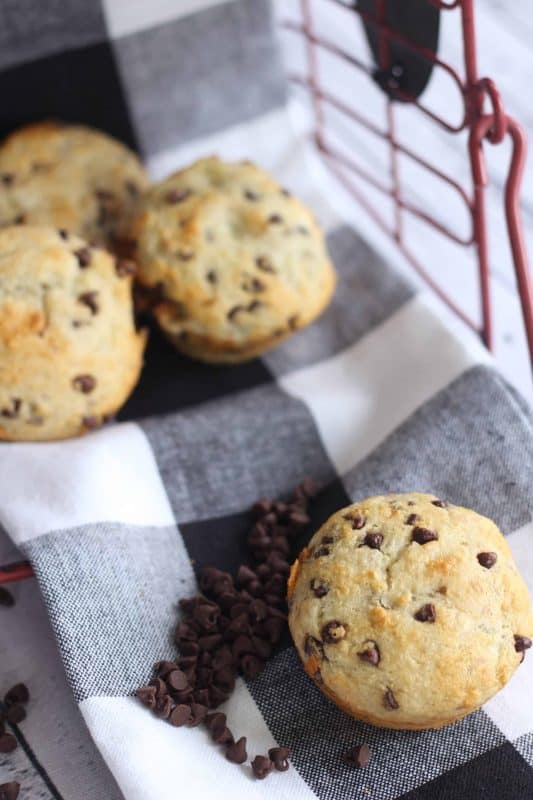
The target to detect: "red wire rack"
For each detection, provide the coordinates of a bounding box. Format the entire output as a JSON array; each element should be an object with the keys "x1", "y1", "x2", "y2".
[
  {"x1": 282, "y1": 0, "x2": 533, "y2": 360},
  {"x1": 1, "y1": 0, "x2": 532, "y2": 590}
]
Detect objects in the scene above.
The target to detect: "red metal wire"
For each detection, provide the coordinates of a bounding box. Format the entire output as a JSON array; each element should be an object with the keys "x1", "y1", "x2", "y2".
[
  {"x1": 0, "y1": 561, "x2": 34, "y2": 584},
  {"x1": 285, "y1": 0, "x2": 533, "y2": 362}
]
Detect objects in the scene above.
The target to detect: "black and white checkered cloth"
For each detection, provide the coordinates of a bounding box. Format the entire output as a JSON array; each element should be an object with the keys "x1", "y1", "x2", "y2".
[{"x1": 0, "y1": 1, "x2": 532, "y2": 798}]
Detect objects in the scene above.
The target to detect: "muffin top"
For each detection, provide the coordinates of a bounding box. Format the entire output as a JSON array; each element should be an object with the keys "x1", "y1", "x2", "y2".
[
  {"x1": 288, "y1": 492, "x2": 533, "y2": 730},
  {"x1": 125, "y1": 157, "x2": 336, "y2": 362},
  {"x1": 0, "y1": 225, "x2": 146, "y2": 441},
  {"x1": 0, "y1": 121, "x2": 149, "y2": 248}
]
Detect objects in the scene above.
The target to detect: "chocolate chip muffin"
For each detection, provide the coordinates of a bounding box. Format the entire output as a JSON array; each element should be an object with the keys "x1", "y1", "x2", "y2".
[
  {"x1": 0, "y1": 121, "x2": 149, "y2": 249},
  {"x1": 288, "y1": 493, "x2": 533, "y2": 730},
  {"x1": 124, "y1": 157, "x2": 336, "y2": 363},
  {"x1": 0, "y1": 226, "x2": 147, "y2": 441}
]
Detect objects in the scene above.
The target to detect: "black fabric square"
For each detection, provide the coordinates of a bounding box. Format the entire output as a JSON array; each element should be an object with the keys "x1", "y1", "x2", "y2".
[
  {"x1": 0, "y1": 42, "x2": 137, "y2": 148},
  {"x1": 118, "y1": 319, "x2": 273, "y2": 421},
  {"x1": 400, "y1": 742, "x2": 533, "y2": 800},
  {"x1": 0, "y1": 0, "x2": 107, "y2": 72},
  {"x1": 178, "y1": 477, "x2": 349, "y2": 580}
]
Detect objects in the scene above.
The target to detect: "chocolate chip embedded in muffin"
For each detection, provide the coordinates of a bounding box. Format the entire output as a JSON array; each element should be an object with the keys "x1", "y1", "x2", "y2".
[
  {"x1": 357, "y1": 641, "x2": 380, "y2": 665},
  {"x1": 414, "y1": 603, "x2": 436, "y2": 623},
  {"x1": 363, "y1": 532, "x2": 383, "y2": 550},
  {"x1": 288, "y1": 492, "x2": 533, "y2": 731},
  {"x1": 477, "y1": 552, "x2": 497, "y2": 569},
  {"x1": 411, "y1": 526, "x2": 438, "y2": 545},
  {"x1": 321, "y1": 621, "x2": 347, "y2": 643}
]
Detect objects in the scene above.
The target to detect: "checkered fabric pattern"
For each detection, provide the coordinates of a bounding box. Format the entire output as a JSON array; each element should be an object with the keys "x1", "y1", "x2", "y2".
[{"x1": 0, "y1": 2, "x2": 532, "y2": 799}]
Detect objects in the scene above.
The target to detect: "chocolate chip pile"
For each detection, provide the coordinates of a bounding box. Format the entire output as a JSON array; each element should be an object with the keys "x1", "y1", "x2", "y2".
[
  {"x1": 0, "y1": 682, "x2": 30, "y2": 800},
  {"x1": 136, "y1": 480, "x2": 320, "y2": 778}
]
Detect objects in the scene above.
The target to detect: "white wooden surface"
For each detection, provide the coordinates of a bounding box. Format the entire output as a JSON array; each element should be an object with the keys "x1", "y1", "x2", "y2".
[{"x1": 275, "y1": 0, "x2": 533, "y2": 402}]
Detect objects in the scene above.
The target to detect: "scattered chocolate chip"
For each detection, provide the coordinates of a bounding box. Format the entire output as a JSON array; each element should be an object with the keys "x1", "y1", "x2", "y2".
[
  {"x1": 115, "y1": 258, "x2": 136, "y2": 277},
  {"x1": 357, "y1": 641, "x2": 380, "y2": 666},
  {"x1": 432, "y1": 499, "x2": 448, "y2": 508},
  {"x1": 204, "y1": 711, "x2": 225, "y2": 732},
  {"x1": 1, "y1": 173, "x2": 14, "y2": 186},
  {"x1": 188, "y1": 702, "x2": 208, "y2": 727},
  {"x1": 241, "y1": 654, "x2": 264, "y2": 680},
  {"x1": 412, "y1": 527, "x2": 438, "y2": 545},
  {"x1": 169, "y1": 704, "x2": 192, "y2": 727},
  {"x1": 384, "y1": 688, "x2": 399, "y2": 709},
  {"x1": 154, "y1": 694, "x2": 173, "y2": 719},
  {"x1": 363, "y1": 532, "x2": 383, "y2": 550},
  {"x1": 514, "y1": 635, "x2": 532, "y2": 653},
  {"x1": 165, "y1": 188, "x2": 191, "y2": 204},
  {"x1": 255, "y1": 255, "x2": 276, "y2": 273},
  {"x1": 1, "y1": 398, "x2": 21, "y2": 419},
  {"x1": 58, "y1": 229, "x2": 69, "y2": 240},
  {"x1": 252, "y1": 755, "x2": 274, "y2": 779},
  {"x1": 167, "y1": 669, "x2": 189, "y2": 691},
  {"x1": 74, "y1": 248, "x2": 92, "y2": 268},
  {"x1": 244, "y1": 190, "x2": 260, "y2": 201},
  {"x1": 344, "y1": 742, "x2": 371, "y2": 768},
  {"x1": 177, "y1": 250, "x2": 194, "y2": 261},
  {"x1": 0, "y1": 781, "x2": 20, "y2": 800},
  {"x1": 226, "y1": 736, "x2": 247, "y2": 764},
  {"x1": 72, "y1": 374, "x2": 96, "y2": 393},
  {"x1": 321, "y1": 621, "x2": 346, "y2": 644},
  {"x1": 13, "y1": 214, "x2": 25, "y2": 225},
  {"x1": 6, "y1": 705, "x2": 26, "y2": 725},
  {"x1": 414, "y1": 603, "x2": 436, "y2": 623},
  {"x1": 212, "y1": 724, "x2": 234, "y2": 745},
  {"x1": 206, "y1": 270, "x2": 217, "y2": 284},
  {"x1": 78, "y1": 291, "x2": 99, "y2": 314},
  {"x1": 125, "y1": 180, "x2": 139, "y2": 196},
  {"x1": 310, "y1": 578, "x2": 329, "y2": 598},
  {"x1": 405, "y1": 513, "x2": 419, "y2": 525},
  {"x1": 477, "y1": 552, "x2": 497, "y2": 569},
  {"x1": 136, "y1": 686, "x2": 157, "y2": 708},
  {"x1": 268, "y1": 746, "x2": 291, "y2": 771},
  {"x1": 0, "y1": 733, "x2": 17, "y2": 753},
  {"x1": 313, "y1": 546, "x2": 331, "y2": 559},
  {"x1": 151, "y1": 677, "x2": 167, "y2": 697},
  {"x1": 5, "y1": 684, "x2": 29, "y2": 705},
  {"x1": 268, "y1": 214, "x2": 283, "y2": 224},
  {"x1": 248, "y1": 300, "x2": 262, "y2": 312},
  {"x1": 199, "y1": 633, "x2": 223, "y2": 652},
  {"x1": 0, "y1": 587, "x2": 15, "y2": 607}
]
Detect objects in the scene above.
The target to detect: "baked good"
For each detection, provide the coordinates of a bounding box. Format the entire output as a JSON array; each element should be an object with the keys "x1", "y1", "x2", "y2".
[
  {"x1": 0, "y1": 226, "x2": 146, "y2": 441},
  {"x1": 288, "y1": 492, "x2": 533, "y2": 730},
  {"x1": 0, "y1": 121, "x2": 149, "y2": 249},
  {"x1": 125, "y1": 157, "x2": 336, "y2": 363}
]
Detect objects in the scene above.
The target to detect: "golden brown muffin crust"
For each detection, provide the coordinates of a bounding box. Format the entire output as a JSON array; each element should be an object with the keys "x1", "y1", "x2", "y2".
[{"x1": 288, "y1": 493, "x2": 533, "y2": 730}]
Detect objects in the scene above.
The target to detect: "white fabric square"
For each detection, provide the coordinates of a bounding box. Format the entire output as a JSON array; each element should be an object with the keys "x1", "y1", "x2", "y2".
[
  {"x1": 102, "y1": 0, "x2": 230, "y2": 39},
  {"x1": 279, "y1": 293, "x2": 489, "y2": 474},
  {"x1": 0, "y1": 423, "x2": 174, "y2": 544},
  {"x1": 81, "y1": 689, "x2": 316, "y2": 800}
]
